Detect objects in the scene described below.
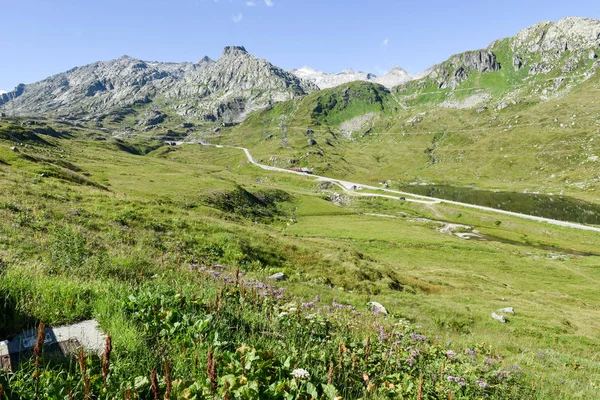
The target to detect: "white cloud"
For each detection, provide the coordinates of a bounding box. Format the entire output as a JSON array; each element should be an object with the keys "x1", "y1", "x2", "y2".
[
  {"x1": 0, "y1": 90, "x2": 7, "y2": 95},
  {"x1": 264, "y1": 0, "x2": 274, "y2": 6},
  {"x1": 382, "y1": 38, "x2": 389, "y2": 47},
  {"x1": 246, "y1": 1, "x2": 256, "y2": 6},
  {"x1": 232, "y1": 13, "x2": 244, "y2": 23}
]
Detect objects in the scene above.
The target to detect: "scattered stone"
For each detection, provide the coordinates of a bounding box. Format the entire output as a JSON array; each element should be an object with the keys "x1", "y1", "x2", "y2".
[
  {"x1": 476, "y1": 106, "x2": 488, "y2": 113},
  {"x1": 327, "y1": 192, "x2": 351, "y2": 207},
  {"x1": 307, "y1": 138, "x2": 317, "y2": 146},
  {"x1": 497, "y1": 307, "x2": 515, "y2": 315},
  {"x1": 496, "y1": 102, "x2": 509, "y2": 111},
  {"x1": 589, "y1": 50, "x2": 598, "y2": 60},
  {"x1": 407, "y1": 114, "x2": 424, "y2": 125},
  {"x1": 367, "y1": 301, "x2": 388, "y2": 315},
  {"x1": 9, "y1": 146, "x2": 19, "y2": 153},
  {"x1": 267, "y1": 272, "x2": 288, "y2": 282},
  {"x1": 492, "y1": 312, "x2": 506, "y2": 323},
  {"x1": 317, "y1": 181, "x2": 334, "y2": 190}
]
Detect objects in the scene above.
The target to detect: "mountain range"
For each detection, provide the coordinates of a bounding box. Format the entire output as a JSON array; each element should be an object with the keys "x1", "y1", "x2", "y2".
[
  {"x1": 290, "y1": 66, "x2": 413, "y2": 89},
  {"x1": 1, "y1": 16, "x2": 599, "y2": 127}
]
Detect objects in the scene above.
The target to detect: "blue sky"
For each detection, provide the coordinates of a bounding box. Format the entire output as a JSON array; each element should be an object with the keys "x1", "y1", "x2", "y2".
[{"x1": 1, "y1": 0, "x2": 599, "y2": 92}]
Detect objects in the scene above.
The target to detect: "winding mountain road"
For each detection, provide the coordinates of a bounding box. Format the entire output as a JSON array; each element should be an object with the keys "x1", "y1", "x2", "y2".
[{"x1": 201, "y1": 143, "x2": 600, "y2": 233}]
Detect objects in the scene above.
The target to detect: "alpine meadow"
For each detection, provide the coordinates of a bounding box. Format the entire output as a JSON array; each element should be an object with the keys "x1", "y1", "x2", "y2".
[{"x1": 1, "y1": 10, "x2": 600, "y2": 400}]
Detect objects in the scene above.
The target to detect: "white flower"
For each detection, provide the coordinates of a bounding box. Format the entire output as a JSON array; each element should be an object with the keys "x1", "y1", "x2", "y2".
[{"x1": 291, "y1": 368, "x2": 310, "y2": 380}]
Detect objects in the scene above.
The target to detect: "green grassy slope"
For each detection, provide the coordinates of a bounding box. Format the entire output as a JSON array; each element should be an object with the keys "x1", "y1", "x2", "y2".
[
  {"x1": 0, "y1": 123, "x2": 599, "y2": 397},
  {"x1": 218, "y1": 68, "x2": 600, "y2": 202}
]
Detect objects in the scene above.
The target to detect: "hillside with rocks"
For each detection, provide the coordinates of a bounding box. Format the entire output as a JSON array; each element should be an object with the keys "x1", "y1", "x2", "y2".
[{"x1": 397, "y1": 17, "x2": 600, "y2": 109}]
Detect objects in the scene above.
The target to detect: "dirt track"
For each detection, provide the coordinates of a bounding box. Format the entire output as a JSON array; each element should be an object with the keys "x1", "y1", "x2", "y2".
[{"x1": 199, "y1": 143, "x2": 600, "y2": 233}]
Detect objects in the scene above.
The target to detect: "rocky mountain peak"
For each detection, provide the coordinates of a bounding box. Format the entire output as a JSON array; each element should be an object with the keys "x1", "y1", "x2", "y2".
[
  {"x1": 198, "y1": 56, "x2": 214, "y2": 64},
  {"x1": 512, "y1": 16, "x2": 600, "y2": 53},
  {"x1": 221, "y1": 46, "x2": 248, "y2": 57}
]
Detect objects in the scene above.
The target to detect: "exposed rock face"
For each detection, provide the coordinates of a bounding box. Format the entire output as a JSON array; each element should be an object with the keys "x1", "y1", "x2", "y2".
[
  {"x1": 509, "y1": 17, "x2": 600, "y2": 76},
  {"x1": 0, "y1": 46, "x2": 317, "y2": 122},
  {"x1": 511, "y1": 17, "x2": 600, "y2": 53},
  {"x1": 427, "y1": 50, "x2": 501, "y2": 89},
  {"x1": 291, "y1": 66, "x2": 413, "y2": 89}
]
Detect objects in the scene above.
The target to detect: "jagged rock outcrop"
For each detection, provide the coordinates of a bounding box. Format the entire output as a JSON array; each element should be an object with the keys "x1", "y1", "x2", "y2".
[
  {"x1": 426, "y1": 50, "x2": 501, "y2": 89},
  {"x1": 511, "y1": 17, "x2": 600, "y2": 54},
  {"x1": 0, "y1": 46, "x2": 317, "y2": 122},
  {"x1": 509, "y1": 17, "x2": 600, "y2": 76}
]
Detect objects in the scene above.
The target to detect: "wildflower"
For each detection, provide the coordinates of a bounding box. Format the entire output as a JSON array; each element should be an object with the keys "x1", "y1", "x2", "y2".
[
  {"x1": 465, "y1": 348, "x2": 477, "y2": 356},
  {"x1": 446, "y1": 350, "x2": 456, "y2": 359},
  {"x1": 476, "y1": 380, "x2": 489, "y2": 388},
  {"x1": 495, "y1": 370, "x2": 510, "y2": 380},
  {"x1": 410, "y1": 332, "x2": 427, "y2": 342},
  {"x1": 405, "y1": 357, "x2": 416, "y2": 366},
  {"x1": 291, "y1": 368, "x2": 310, "y2": 380},
  {"x1": 446, "y1": 376, "x2": 465, "y2": 386},
  {"x1": 411, "y1": 349, "x2": 420, "y2": 357}
]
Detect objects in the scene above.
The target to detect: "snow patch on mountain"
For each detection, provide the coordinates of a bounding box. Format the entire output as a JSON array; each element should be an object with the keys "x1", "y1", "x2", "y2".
[{"x1": 291, "y1": 66, "x2": 414, "y2": 89}]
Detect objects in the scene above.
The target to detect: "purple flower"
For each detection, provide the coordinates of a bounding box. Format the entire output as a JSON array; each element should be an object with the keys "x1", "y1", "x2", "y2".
[
  {"x1": 410, "y1": 333, "x2": 427, "y2": 342},
  {"x1": 495, "y1": 370, "x2": 510, "y2": 380},
  {"x1": 465, "y1": 348, "x2": 477, "y2": 356},
  {"x1": 476, "y1": 380, "x2": 489, "y2": 388},
  {"x1": 405, "y1": 357, "x2": 415, "y2": 366},
  {"x1": 446, "y1": 350, "x2": 456, "y2": 359},
  {"x1": 446, "y1": 376, "x2": 466, "y2": 386},
  {"x1": 411, "y1": 349, "x2": 420, "y2": 357}
]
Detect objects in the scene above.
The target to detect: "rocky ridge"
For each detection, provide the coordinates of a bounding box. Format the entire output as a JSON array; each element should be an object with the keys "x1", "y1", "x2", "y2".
[
  {"x1": 398, "y1": 16, "x2": 600, "y2": 108},
  {"x1": 0, "y1": 46, "x2": 317, "y2": 123}
]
